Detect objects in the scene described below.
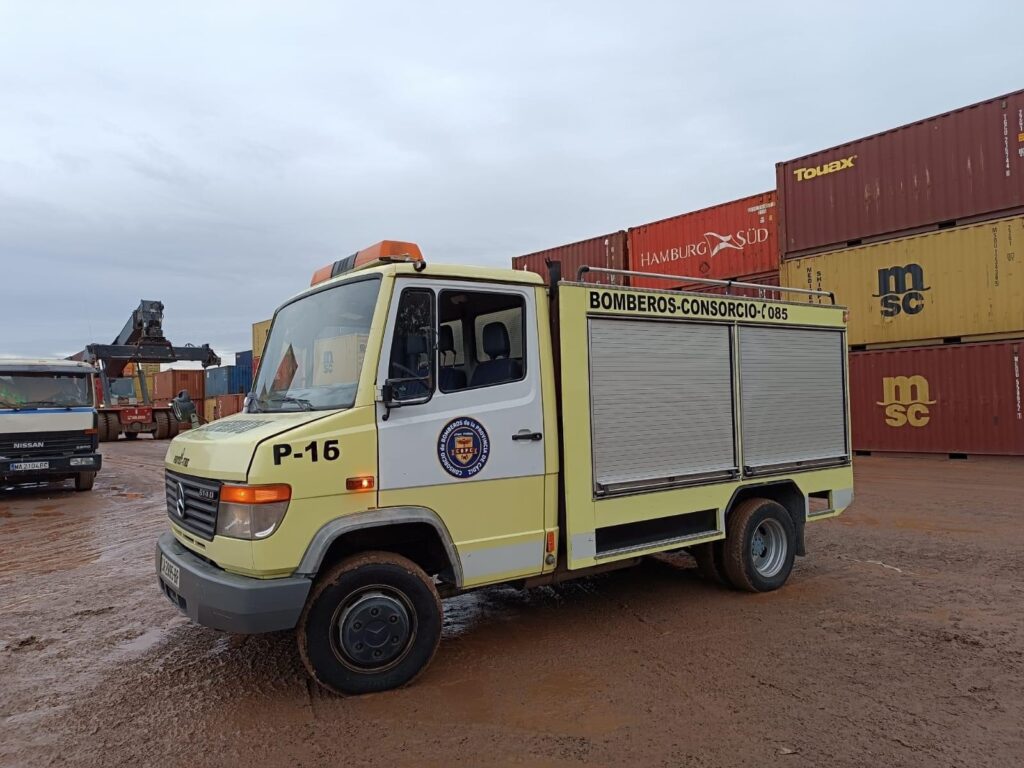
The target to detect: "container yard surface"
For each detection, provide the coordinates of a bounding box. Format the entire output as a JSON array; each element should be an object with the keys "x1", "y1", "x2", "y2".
[
  {"x1": 627, "y1": 192, "x2": 778, "y2": 288},
  {"x1": 777, "y1": 89, "x2": 1024, "y2": 258},
  {"x1": 783, "y1": 215, "x2": 1024, "y2": 346},
  {"x1": 2, "y1": 439, "x2": 1023, "y2": 768},
  {"x1": 850, "y1": 341, "x2": 1024, "y2": 455},
  {"x1": 512, "y1": 231, "x2": 627, "y2": 286}
]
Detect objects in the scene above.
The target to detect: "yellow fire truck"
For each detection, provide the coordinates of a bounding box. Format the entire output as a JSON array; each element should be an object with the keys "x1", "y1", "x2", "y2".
[{"x1": 157, "y1": 241, "x2": 853, "y2": 695}]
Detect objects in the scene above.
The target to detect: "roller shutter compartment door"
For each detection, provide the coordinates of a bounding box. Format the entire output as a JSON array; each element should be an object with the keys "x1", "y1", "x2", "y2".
[
  {"x1": 589, "y1": 318, "x2": 737, "y2": 494},
  {"x1": 738, "y1": 326, "x2": 847, "y2": 472}
]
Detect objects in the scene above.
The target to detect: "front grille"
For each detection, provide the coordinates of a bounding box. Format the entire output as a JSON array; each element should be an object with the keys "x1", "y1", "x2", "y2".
[
  {"x1": 0, "y1": 430, "x2": 95, "y2": 459},
  {"x1": 165, "y1": 471, "x2": 221, "y2": 540}
]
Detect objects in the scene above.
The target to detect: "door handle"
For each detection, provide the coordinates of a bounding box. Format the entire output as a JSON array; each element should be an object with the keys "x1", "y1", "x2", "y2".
[{"x1": 512, "y1": 430, "x2": 543, "y2": 442}]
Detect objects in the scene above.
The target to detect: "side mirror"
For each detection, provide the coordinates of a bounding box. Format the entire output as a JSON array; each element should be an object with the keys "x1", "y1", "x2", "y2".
[{"x1": 171, "y1": 389, "x2": 197, "y2": 423}]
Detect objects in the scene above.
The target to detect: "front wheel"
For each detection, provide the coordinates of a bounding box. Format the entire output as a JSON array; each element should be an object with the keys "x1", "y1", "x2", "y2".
[
  {"x1": 722, "y1": 498, "x2": 796, "y2": 593},
  {"x1": 297, "y1": 552, "x2": 442, "y2": 696},
  {"x1": 75, "y1": 472, "x2": 96, "y2": 492}
]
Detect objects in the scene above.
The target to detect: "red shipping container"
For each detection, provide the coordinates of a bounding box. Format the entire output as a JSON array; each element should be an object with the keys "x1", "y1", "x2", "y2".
[
  {"x1": 215, "y1": 394, "x2": 245, "y2": 418},
  {"x1": 152, "y1": 369, "x2": 205, "y2": 402},
  {"x1": 677, "y1": 270, "x2": 781, "y2": 300},
  {"x1": 849, "y1": 340, "x2": 1024, "y2": 456},
  {"x1": 778, "y1": 90, "x2": 1024, "y2": 258},
  {"x1": 512, "y1": 231, "x2": 627, "y2": 286},
  {"x1": 627, "y1": 192, "x2": 778, "y2": 289}
]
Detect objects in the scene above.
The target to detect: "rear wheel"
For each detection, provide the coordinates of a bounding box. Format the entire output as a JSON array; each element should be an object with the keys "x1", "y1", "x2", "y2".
[
  {"x1": 298, "y1": 552, "x2": 442, "y2": 696},
  {"x1": 154, "y1": 411, "x2": 171, "y2": 439},
  {"x1": 75, "y1": 472, "x2": 96, "y2": 492},
  {"x1": 168, "y1": 417, "x2": 180, "y2": 437},
  {"x1": 722, "y1": 498, "x2": 796, "y2": 593}
]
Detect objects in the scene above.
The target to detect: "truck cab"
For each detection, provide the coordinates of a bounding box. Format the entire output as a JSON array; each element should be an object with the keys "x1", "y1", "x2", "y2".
[
  {"x1": 157, "y1": 241, "x2": 853, "y2": 695},
  {"x1": 0, "y1": 359, "x2": 102, "y2": 491}
]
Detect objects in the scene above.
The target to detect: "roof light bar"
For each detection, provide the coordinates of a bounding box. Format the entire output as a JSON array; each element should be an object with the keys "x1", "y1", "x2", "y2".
[{"x1": 310, "y1": 240, "x2": 425, "y2": 286}]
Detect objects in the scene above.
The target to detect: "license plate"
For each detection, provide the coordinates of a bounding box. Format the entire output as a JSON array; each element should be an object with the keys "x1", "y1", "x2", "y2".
[
  {"x1": 160, "y1": 555, "x2": 180, "y2": 590},
  {"x1": 11, "y1": 461, "x2": 49, "y2": 471}
]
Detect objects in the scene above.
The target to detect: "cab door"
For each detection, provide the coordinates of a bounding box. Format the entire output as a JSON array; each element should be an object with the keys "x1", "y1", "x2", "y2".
[{"x1": 376, "y1": 278, "x2": 546, "y2": 587}]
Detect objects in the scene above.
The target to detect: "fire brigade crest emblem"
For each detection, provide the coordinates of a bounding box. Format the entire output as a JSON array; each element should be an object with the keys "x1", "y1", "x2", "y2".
[{"x1": 438, "y1": 417, "x2": 490, "y2": 479}]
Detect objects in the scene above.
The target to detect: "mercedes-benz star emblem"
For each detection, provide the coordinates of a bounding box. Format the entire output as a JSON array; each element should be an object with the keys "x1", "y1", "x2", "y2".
[{"x1": 175, "y1": 482, "x2": 186, "y2": 518}]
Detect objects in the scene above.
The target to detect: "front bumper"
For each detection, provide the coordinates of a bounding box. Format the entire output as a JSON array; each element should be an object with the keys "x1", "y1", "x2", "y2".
[
  {"x1": 0, "y1": 452, "x2": 102, "y2": 480},
  {"x1": 156, "y1": 532, "x2": 311, "y2": 634}
]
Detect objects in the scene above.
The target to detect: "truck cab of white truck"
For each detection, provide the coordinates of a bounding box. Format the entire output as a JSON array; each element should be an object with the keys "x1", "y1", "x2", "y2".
[
  {"x1": 157, "y1": 241, "x2": 853, "y2": 695},
  {"x1": 0, "y1": 359, "x2": 102, "y2": 491}
]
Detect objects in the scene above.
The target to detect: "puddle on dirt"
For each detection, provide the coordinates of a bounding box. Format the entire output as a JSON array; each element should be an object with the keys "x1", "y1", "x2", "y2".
[{"x1": 114, "y1": 626, "x2": 169, "y2": 657}]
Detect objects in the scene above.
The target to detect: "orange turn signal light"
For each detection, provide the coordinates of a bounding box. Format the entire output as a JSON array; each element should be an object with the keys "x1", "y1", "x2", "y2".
[
  {"x1": 84, "y1": 428, "x2": 98, "y2": 435},
  {"x1": 546, "y1": 530, "x2": 556, "y2": 553},
  {"x1": 220, "y1": 484, "x2": 292, "y2": 504},
  {"x1": 346, "y1": 476, "x2": 375, "y2": 492}
]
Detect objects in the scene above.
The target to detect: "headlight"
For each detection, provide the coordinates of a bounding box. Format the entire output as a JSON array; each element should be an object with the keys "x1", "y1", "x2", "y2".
[{"x1": 216, "y1": 484, "x2": 291, "y2": 540}]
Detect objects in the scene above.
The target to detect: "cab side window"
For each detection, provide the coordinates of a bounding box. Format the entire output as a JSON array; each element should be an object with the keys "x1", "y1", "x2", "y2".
[
  {"x1": 388, "y1": 288, "x2": 435, "y2": 401},
  {"x1": 439, "y1": 290, "x2": 525, "y2": 392}
]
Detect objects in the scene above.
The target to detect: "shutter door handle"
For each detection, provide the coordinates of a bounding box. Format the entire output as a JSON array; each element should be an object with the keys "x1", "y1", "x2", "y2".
[{"x1": 512, "y1": 430, "x2": 543, "y2": 442}]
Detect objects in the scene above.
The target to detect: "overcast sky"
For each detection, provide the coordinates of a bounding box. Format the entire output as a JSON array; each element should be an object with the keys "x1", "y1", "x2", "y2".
[{"x1": 1, "y1": 1, "x2": 1021, "y2": 362}]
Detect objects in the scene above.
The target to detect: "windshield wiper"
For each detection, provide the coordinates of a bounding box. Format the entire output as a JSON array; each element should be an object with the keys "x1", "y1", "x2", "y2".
[
  {"x1": 265, "y1": 395, "x2": 315, "y2": 411},
  {"x1": 20, "y1": 400, "x2": 75, "y2": 409},
  {"x1": 0, "y1": 400, "x2": 22, "y2": 409}
]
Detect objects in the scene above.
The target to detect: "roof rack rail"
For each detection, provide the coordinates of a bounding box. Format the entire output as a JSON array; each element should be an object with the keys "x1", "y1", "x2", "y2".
[{"x1": 575, "y1": 266, "x2": 836, "y2": 305}]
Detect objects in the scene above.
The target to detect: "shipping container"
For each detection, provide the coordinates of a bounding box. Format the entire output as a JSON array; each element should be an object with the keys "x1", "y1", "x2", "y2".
[
  {"x1": 132, "y1": 373, "x2": 157, "y2": 402},
  {"x1": 205, "y1": 366, "x2": 233, "y2": 397},
  {"x1": 512, "y1": 231, "x2": 627, "y2": 286},
  {"x1": 235, "y1": 350, "x2": 253, "y2": 368},
  {"x1": 202, "y1": 397, "x2": 217, "y2": 424},
  {"x1": 778, "y1": 90, "x2": 1024, "y2": 258},
  {"x1": 627, "y1": 192, "x2": 778, "y2": 289},
  {"x1": 232, "y1": 353, "x2": 253, "y2": 394},
  {"x1": 216, "y1": 394, "x2": 245, "y2": 419},
  {"x1": 677, "y1": 270, "x2": 782, "y2": 300},
  {"x1": 783, "y1": 215, "x2": 1024, "y2": 346},
  {"x1": 253, "y1": 320, "x2": 272, "y2": 359},
  {"x1": 850, "y1": 340, "x2": 1024, "y2": 455},
  {"x1": 152, "y1": 369, "x2": 205, "y2": 402}
]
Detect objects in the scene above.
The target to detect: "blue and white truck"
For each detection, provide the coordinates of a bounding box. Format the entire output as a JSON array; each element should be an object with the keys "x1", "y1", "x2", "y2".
[{"x1": 0, "y1": 359, "x2": 102, "y2": 491}]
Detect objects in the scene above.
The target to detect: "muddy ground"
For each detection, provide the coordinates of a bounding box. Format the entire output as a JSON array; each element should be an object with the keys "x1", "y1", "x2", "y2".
[{"x1": 1, "y1": 440, "x2": 1022, "y2": 767}]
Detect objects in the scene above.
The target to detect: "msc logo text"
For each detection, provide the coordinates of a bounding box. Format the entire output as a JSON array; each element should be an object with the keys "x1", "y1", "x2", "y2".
[
  {"x1": 792, "y1": 155, "x2": 856, "y2": 181},
  {"x1": 874, "y1": 263, "x2": 929, "y2": 317},
  {"x1": 877, "y1": 375, "x2": 936, "y2": 428}
]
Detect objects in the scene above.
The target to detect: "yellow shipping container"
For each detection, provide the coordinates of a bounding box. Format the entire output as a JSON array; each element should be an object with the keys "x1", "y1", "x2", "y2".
[
  {"x1": 203, "y1": 397, "x2": 218, "y2": 424},
  {"x1": 252, "y1": 319, "x2": 272, "y2": 359},
  {"x1": 132, "y1": 373, "x2": 157, "y2": 402},
  {"x1": 139, "y1": 363, "x2": 161, "y2": 376},
  {"x1": 312, "y1": 334, "x2": 369, "y2": 386},
  {"x1": 783, "y1": 215, "x2": 1024, "y2": 346}
]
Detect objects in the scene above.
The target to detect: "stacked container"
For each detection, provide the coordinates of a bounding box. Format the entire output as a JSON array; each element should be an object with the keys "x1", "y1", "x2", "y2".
[
  {"x1": 253, "y1": 319, "x2": 271, "y2": 372},
  {"x1": 778, "y1": 90, "x2": 1024, "y2": 455},
  {"x1": 512, "y1": 231, "x2": 628, "y2": 286},
  {"x1": 152, "y1": 370, "x2": 204, "y2": 402},
  {"x1": 627, "y1": 192, "x2": 779, "y2": 293}
]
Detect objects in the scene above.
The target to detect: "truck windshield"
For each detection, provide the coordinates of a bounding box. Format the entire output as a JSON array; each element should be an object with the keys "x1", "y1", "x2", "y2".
[
  {"x1": 252, "y1": 276, "x2": 380, "y2": 412},
  {"x1": 0, "y1": 373, "x2": 93, "y2": 409}
]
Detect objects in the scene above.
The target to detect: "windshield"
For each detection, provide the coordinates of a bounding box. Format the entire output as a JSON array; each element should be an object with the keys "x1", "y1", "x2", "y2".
[
  {"x1": 252, "y1": 276, "x2": 380, "y2": 412},
  {"x1": 0, "y1": 373, "x2": 93, "y2": 409}
]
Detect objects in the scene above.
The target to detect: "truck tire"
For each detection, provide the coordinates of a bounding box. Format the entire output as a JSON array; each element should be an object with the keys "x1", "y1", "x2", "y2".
[
  {"x1": 168, "y1": 417, "x2": 180, "y2": 437},
  {"x1": 298, "y1": 551, "x2": 442, "y2": 696},
  {"x1": 722, "y1": 498, "x2": 796, "y2": 593},
  {"x1": 98, "y1": 413, "x2": 115, "y2": 442},
  {"x1": 691, "y1": 540, "x2": 729, "y2": 586},
  {"x1": 75, "y1": 472, "x2": 96, "y2": 492},
  {"x1": 108, "y1": 414, "x2": 121, "y2": 441},
  {"x1": 154, "y1": 411, "x2": 171, "y2": 440}
]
